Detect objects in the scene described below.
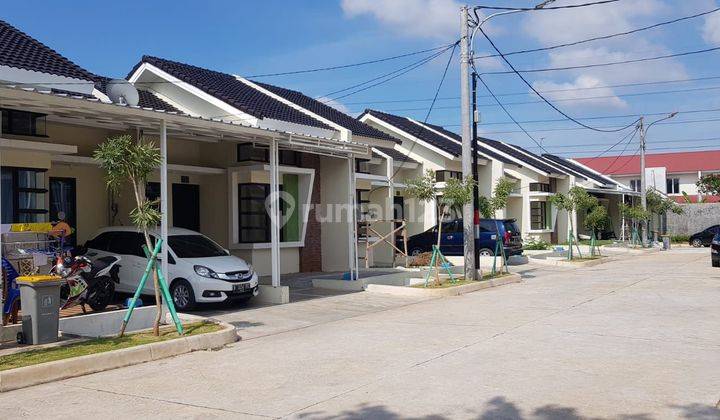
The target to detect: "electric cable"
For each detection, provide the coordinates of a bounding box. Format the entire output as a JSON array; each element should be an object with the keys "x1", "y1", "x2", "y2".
[
  {"x1": 473, "y1": 7, "x2": 720, "y2": 59},
  {"x1": 245, "y1": 43, "x2": 456, "y2": 78},
  {"x1": 481, "y1": 45, "x2": 720, "y2": 76},
  {"x1": 321, "y1": 42, "x2": 459, "y2": 102},
  {"x1": 473, "y1": 0, "x2": 619, "y2": 11}
]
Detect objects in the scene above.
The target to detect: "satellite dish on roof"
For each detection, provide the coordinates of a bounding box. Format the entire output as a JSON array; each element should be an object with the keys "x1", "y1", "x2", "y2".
[{"x1": 106, "y1": 79, "x2": 139, "y2": 106}]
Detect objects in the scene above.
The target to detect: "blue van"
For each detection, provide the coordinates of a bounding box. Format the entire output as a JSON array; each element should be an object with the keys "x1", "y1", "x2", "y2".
[{"x1": 403, "y1": 218, "x2": 523, "y2": 257}]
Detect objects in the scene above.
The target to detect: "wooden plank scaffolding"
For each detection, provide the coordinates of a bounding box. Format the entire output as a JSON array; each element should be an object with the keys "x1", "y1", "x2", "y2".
[{"x1": 358, "y1": 219, "x2": 409, "y2": 269}]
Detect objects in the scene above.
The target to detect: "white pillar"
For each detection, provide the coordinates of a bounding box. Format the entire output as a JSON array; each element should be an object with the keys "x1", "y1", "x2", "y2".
[
  {"x1": 347, "y1": 157, "x2": 358, "y2": 280},
  {"x1": 269, "y1": 138, "x2": 280, "y2": 287},
  {"x1": 159, "y1": 120, "x2": 169, "y2": 284}
]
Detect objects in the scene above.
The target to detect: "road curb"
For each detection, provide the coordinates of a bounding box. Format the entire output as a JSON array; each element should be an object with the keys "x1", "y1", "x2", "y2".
[
  {"x1": 365, "y1": 273, "x2": 522, "y2": 298},
  {"x1": 0, "y1": 321, "x2": 238, "y2": 393},
  {"x1": 528, "y1": 255, "x2": 614, "y2": 267}
]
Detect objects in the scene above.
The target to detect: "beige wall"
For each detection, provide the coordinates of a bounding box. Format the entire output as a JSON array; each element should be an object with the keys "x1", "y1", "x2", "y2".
[{"x1": 320, "y1": 156, "x2": 352, "y2": 272}]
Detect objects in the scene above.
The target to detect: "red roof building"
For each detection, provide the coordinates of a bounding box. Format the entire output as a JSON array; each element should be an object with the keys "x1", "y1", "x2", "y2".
[{"x1": 575, "y1": 150, "x2": 720, "y2": 203}]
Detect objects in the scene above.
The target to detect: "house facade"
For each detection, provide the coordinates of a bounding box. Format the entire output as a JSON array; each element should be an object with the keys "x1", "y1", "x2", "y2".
[
  {"x1": 0, "y1": 19, "x2": 400, "y2": 301},
  {"x1": 575, "y1": 150, "x2": 720, "y2": 203},
  {"x1": 359, "y1": 109, "x2": 636, "y2": 246}
]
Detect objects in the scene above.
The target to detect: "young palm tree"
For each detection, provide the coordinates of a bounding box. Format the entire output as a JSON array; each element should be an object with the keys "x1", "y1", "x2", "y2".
[{"x1": 94, "y1": 135, "x2": 163, "y2": 336}]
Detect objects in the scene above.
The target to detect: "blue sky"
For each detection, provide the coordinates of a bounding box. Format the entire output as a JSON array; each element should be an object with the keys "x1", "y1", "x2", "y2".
[{"x1": 3, "y1": 0, "x2": 720, "y2": 157}]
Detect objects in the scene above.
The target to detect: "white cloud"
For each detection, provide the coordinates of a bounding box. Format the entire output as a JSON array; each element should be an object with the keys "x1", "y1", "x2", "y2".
[
  {"x1": 533, "y1": 75, "x2": 628, "y2": 109},
  {"x1": 520, "y1": 0, "x2": 686, "y2": 110},
  {"x1": 341, "y1": 0, "x2": 462, "y2": 40},
  {"x1": 316, "y1": 96, "x2": 353, "y2": 115},
  {"x1": 703, "y1": 11, "x2": 720, "y2": 45}
]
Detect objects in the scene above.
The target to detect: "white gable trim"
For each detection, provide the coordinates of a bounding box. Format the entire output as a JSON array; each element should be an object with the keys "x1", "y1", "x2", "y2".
[
  {"x1": 567, "y1": 158, "x2": 632, "y2": 190},
  {"x1": 0, "y1": 65, "x2": 95, "y2": 95},
  {"x1": 359, "y1": 113, "x2": 455, "y2": 160},
  {"x1": 407, "y1": 118, "x2": 489, "y2": 165},
  {"x1": 236, "y1": 76, "x2": 350, "y2": 142},
  {"x1": 480, "y1": 141, "x2": 550, "y2": 177},
  {"x1": 128, "y1": 62, "x2": 258, "y2": 125},
  {"x1": 501, "y1": 142, "x2": 568, "y2": 178}
]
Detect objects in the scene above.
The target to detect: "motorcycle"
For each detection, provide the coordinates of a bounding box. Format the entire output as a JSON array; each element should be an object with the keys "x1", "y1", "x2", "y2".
[{"x1": 52, "y1": 255, "x2": 121, "y2": 313}]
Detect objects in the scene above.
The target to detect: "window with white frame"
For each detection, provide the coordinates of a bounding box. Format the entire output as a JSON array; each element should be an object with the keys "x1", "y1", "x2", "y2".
[
  {"x1": 666, "y1": 177, "x2": 680, "y2": 194},
  {"x1": 629, "y1": 179, "x2": 641, "y2": 192}
]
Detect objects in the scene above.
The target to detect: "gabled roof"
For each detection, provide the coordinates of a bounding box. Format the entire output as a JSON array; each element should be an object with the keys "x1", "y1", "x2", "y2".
[
  {"x1": 372, "y1": 146, "x2": 419, "y2": 164},
  {"x1": 253, "y1": 82, "x2": 397, "y2": 142},
  {"x1": 360, "y1": 109, "x2": 514, "y2": 164},
  {"x1": 361, "y1": 109, "x2": 461, "y2": 156},
  {"x1": 574, "y1": 150, "x2": 720, "y2": 175},
  {"x1": 0, "y1": 20, "x2": 96, "y2": 81},
  {"x1": 94, "y1": 76, "x2": 182, "y2": 113},
  {"x1": 542, "y1": 154, "x2": 618, "y2": 186},
  {"x1": 129, "y1": 56, "x2": 333, "y2": 130},
  {"x1": 479, "y1": 138, "x2": 569, "y2": 176}
]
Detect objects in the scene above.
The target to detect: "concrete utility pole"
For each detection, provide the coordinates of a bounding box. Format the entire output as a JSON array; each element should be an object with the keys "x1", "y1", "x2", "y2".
[
  {"x1": 460, "y1": 5, "x2": 476, "y2": 280},
  {"x1": 639, "y1": 112, "x2": 677, "y2": 246},
  {"x1": 639, "y1": 117, "x2": 647, "y2": 246}
]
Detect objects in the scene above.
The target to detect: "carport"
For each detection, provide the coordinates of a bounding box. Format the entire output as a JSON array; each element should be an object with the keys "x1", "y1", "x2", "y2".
[{"x1": 0, "y1": 85, "x2": 366, "y2": 309}]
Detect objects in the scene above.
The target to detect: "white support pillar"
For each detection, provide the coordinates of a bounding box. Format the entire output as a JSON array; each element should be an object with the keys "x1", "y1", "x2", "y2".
[
  {"x1": 347, "y1": 157, "x2": 359, "y2": 280},
  {"x1": 159, "y1": 120, "x2": 169, "y2": 285},
  {"x1": 269, "y1": 138, "x2": 281, "y2": 287}
]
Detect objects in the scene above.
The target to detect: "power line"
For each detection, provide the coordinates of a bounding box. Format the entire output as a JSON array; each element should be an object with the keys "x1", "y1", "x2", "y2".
[
  {"x1": 321, "y1": 42, "x2": 458, "y2": 102},
  {"x1": 528, "y1": 135, "x2": 720, "y2": 150},
  {"x1": 553, "y1": 143, "x2": 720, "y2": 156},
  {"x1": 481, "y1": 45, "x2": 720, "y2": 76},
  {"x1": 473, "y1": 7, "x2": 720, "y2": 60},
  {"x1": 473, "y1": 0, "x2": 619, "y2": 11},
  {"x1": 475, "y1": 71, "x2": 548, "y2": 153},
  {"x1": 342, "y1": 75, "x2": 720, "y2": 106},
  {"x1": 581, "y1": 124, "x2": 640, "y2": 164},
  {"x1": 376, "y1": 84, "x2": 720, "y2": 114},
  {"x1": 603, "y1": 133, "x2": 641, "y2": 173},
  {"x1": 469, "y1": 106, "x2": 720, "y2": 127},
  {"x1": 244, "y1": 43, "x2": 455, "y2": 78},
  {"x1": 392, "y1": 43, "x2": 458, "y2": 176},
  {"x1": 478, "y1": 117, "x2": 720, "y2": 135}
]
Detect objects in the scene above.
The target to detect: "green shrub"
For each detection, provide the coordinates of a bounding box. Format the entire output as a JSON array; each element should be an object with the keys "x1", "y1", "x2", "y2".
[
  {"x1": 524, "y1": 237, "x2": 551, "y2": 250},
  {"x1": 670, "y1": 234, "x2": 690, "y2": 243}
]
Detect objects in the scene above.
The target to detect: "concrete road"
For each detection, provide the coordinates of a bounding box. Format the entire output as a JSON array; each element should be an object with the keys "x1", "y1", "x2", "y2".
[{"x1": 1, "y1": 249, "x2": 718, "y2": 419}]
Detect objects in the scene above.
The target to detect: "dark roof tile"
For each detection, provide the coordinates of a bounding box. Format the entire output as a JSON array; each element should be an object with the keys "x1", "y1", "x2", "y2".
[
  {"x1": 254, "y1": 82, "x2": 397, "y2": 142},
  {"x1": 130, "y1": 56, "x2": 332, "y2": 130},
  {"x1": 0, "y1": 20, "x2": 96, "y2": 81}
]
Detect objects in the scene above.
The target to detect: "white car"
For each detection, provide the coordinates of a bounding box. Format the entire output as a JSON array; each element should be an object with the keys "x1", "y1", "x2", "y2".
[{"x1": 83, "y1": 227, "x2": 259, "y2": 311}]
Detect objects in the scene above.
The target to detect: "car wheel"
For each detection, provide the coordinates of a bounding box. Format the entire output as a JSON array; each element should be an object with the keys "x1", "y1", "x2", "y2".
[
  {"x1": 410, "y1": 247, "x2": 424, "y2": 256},
  {"x1": 691, "y1": 238, "x2": 703, "y2": 247},
  {"x1": 479, "y1": 248, "x2": 494, "y2": 257},
  {"x1": 170, "y1": 279, "x2": 196, "y2": 311}
]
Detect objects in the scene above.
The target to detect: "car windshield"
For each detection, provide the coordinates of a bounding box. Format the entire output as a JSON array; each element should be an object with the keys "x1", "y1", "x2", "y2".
[{"x1": 168, "y1": 235, "x2": 228, "y2": 258}]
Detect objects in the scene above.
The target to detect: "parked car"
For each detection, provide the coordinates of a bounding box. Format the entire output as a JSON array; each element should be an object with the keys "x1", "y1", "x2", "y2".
[
  {"x1": 403, "y1": 218, "x2": 523, "y2": 257},
  {"x1": 688, "y1": 225, "x2": 720, "y2": 247},
  {"x1": 712, "y1": 232, "x2": 720, "y2": 268},
  {"x1": 82, "y1": 227, "x2": 258, "y2": 311}
]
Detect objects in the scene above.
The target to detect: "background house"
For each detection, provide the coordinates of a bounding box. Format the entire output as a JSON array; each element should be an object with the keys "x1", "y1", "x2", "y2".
[{"x1": 575, "y1": 150, "x2": 720, "y2": 203}]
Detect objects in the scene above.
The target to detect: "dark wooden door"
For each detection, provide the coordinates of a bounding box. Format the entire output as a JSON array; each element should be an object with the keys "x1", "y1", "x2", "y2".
[{"x1": 172, "y1": 183, "x2": 200, "y2": 231}]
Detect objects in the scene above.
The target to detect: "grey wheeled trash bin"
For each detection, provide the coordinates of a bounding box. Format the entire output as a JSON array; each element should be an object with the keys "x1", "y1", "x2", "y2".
[{"x1": 16, "y1": 275, "x2": 63, "y2": 345}]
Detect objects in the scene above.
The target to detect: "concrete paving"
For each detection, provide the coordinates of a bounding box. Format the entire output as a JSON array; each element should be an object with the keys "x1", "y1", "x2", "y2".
[{"x1": 0, "y1": 249, "x2": 718, "y2": 419}]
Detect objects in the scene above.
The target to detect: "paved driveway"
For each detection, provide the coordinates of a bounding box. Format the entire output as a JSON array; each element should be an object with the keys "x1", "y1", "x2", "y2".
[{"x1": 1, "y1": 249, "x2": 718, "y2": 419}]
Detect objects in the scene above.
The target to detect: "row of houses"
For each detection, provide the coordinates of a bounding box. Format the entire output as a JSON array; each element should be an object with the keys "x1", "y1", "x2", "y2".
[{"x1": 0, "y1": 19, "x2": 639, "y2": 300}]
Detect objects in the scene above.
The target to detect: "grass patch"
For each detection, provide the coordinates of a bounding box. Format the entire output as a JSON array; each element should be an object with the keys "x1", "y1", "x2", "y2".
[
  {"x1": 557, "y1": 239, "x2": 615, "y2": 246},
  {"x1": 568, "y1": 256, "x2": 602, "y2": 262},
  {"x1": 0, "y1": 322, "x2": 222, "y2": 371},
  {"x1": 412, "y1": 272, "x2": 508, "y2": 288}
]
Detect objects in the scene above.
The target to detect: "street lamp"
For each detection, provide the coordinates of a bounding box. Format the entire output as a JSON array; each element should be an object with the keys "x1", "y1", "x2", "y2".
[{"x1": 640, "y1": 111, "x2": 678, "y2": 246}]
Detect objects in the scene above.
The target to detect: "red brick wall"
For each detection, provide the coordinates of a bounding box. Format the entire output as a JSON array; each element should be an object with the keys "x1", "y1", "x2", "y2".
[{"x1": 299, "y1": 153, "x2": 322, "y2": 272}]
